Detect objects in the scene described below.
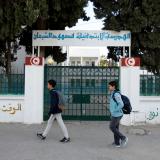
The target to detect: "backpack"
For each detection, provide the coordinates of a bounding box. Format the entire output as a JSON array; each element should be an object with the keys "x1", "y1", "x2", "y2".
[
  {"x1": 112, "y1": 91, "x2": 132, "y2": 114},
  {"x1": 56, "y1": 91, "x2": 66, "y2": 111}
]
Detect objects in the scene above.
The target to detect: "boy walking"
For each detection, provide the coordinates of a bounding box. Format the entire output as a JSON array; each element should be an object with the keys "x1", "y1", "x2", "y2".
[
  {"x1": 37, "y1": 80, "x2": 70, "y2": 143},
  {"x1": 108, "y1": 81, "x2": 128, "y2": 148}
]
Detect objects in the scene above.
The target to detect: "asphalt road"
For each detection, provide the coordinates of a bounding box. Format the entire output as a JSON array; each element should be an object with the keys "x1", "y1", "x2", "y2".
[{"x1": 0, "y1": 122, "x2": 159, "y2": 160}]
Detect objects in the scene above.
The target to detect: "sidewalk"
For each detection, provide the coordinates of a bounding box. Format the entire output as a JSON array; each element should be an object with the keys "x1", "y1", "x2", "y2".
[{"x1": 0, "y1": 122, "x2": 159, "y2": 160}]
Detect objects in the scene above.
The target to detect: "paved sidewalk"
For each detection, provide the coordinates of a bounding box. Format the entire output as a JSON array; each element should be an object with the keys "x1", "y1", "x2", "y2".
[{"x1": 0, "y1": 122, "x2": 159, "y2": 160}]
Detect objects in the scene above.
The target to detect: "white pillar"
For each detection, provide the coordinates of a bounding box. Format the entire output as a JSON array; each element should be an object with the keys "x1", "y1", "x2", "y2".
[
  {"x1": 24, "y1": 59, "x2": 44, "y2": 124},
  {"x1": 81, "y1": 57, "x2": 83, "y2": 66},
  {"x1": 129, "y1": 46, "x2": 131, "y2": 57},
  {"x1": 38, "y1": 46, "x2": 40, "y2": 57},
  {"x1": 120, "y1": 66, "x2": 140, "y2": 125}
]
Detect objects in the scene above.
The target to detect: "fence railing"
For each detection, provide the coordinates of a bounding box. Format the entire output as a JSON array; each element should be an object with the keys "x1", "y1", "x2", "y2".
[
  {"x1": 0, "y1": 68, "x2": 25, "y2": 95},
  {"x1": 140, "y1": 69, "x2": 160, "y2": 96}
]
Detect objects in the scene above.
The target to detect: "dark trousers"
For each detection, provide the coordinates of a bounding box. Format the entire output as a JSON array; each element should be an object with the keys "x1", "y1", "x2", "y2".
[{"x1": 109, "y1": 116, "x2": 125, "y2": 145}]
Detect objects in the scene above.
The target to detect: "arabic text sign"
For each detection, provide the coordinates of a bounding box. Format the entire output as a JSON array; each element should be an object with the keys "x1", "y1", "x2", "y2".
[
  {"x1": 32, "y1": 30, "x2": 131, "y2": 46},
  {"x1": 0, "y1": 103, "x2": 22, "y2": 115},
  {"x1": 0, "y1": 99, "x2": 24, "y2": 122},
  {"x1": 147, "y1": 108, "x2": 159, "y2": 121}
]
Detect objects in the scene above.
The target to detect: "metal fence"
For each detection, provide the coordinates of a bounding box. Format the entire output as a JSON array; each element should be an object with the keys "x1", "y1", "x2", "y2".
[
  {"x1": 140, "y1": 69, "x2": 160, "y2": 96},
  {"x1": 44, "y1": 66, "x2": 120, "y2": 121},
  {"x1": 0, "y1": 67, "x2": 25, "y2": 95}
]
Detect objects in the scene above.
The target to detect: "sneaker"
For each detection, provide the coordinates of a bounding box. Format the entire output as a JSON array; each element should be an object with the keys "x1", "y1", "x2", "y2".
[
  {"x1": 60, "y1": 137, "x2": 70, "y2": 143},
  {"x1": 115, "y1": 144, "x2": 121, "y2": 148},
  {"x1": 37, "y1": 133, "x2": 46, "y2": 140},
  {"x1": 121, "y1": 137, "x2": 128, "y2": 147},
  {"x1": 112, "y1": 142, "x2": 121, "y2": 148}
]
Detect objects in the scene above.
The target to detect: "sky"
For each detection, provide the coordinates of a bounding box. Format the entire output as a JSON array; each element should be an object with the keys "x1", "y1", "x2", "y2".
[
  {"x1": 66, "y1": 1, "x2": 104, "y2": 30},
  {"x1": 65, "y1": 1, "x2": 108, "y2": 56}
]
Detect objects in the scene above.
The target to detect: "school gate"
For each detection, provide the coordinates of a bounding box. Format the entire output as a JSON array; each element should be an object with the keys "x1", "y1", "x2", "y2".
[
  {"x1": 32, "y1": 30, "x2": 130, "y2": 121},
  {"x1": 44, "y1": 66, "x2": 119, "y2": 121}
]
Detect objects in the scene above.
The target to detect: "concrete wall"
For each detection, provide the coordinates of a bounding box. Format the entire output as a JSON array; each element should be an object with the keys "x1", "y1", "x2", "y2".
[
  {"x1": 24, "y1": 59, "x2": 44, "y2": 124},
  {"x1": 120, "y1": 67, "x2": 160, "y2": 126},
  {"x1": 0, "y1": 57, "x2": 44, "y2": 124},
  {"x1": 139, "y1": 97, "x2": 160, "y2": 124}
]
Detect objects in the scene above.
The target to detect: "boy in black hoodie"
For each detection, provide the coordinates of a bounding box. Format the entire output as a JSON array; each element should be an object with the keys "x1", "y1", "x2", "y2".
[{"x1": 37, "y1": 80, "x2": 70, "y2": 142}]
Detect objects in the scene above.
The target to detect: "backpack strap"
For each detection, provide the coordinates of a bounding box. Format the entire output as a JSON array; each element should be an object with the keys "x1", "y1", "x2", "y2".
[
  {"x1": 55, "y1": 91, "x2": 59, "y2": 103},
  {"x1": 112, "y1": 91, "x2": 121, "y2": 105},
  {"x1": 51, "y1": 89, "x2": 59, "y2": 103}
]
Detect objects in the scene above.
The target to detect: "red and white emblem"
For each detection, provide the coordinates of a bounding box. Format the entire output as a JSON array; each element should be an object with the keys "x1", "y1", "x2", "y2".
[
  {"x1": 25, "y1": 57, "x2": 43, "y2": 65},
  {"x1": 121, "y1": 57, "x2": 140, "y2": 67}
]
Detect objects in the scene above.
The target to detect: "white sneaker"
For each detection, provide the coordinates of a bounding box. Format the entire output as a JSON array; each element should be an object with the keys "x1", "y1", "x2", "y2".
[
  {"x1": 112, "y1": 142, "x2": 121, "y2": 148},
  {"x1": 115, "y1": 144, "x2": 121, "y2": 148}
]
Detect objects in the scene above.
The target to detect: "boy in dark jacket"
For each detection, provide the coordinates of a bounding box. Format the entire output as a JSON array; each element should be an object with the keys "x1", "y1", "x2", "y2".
[{"x1": 37, "y1": 80, "x2": 70, "y2": 142}]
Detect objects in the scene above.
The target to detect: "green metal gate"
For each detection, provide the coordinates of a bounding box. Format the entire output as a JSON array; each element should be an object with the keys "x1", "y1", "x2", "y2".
[{"x1": 44, "y1": 66, "x2": 120, "y2": 121}]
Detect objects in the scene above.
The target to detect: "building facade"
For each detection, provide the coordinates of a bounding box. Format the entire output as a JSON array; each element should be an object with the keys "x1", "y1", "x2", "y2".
[{"x1": 64, "y1": 47, "x2": 103, "y2": 66}]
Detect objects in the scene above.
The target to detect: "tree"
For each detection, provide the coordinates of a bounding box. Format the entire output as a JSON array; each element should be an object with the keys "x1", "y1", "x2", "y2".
[
  {"x1": 19, "y1": 0, "x2": 89, "y2": 63},
  {"x1": 0, "y1": 0, "x2": 48, "y2": 73},
  {"x1": 0, "y1": 0, "x2": 89, "y2": 72},
  {"x1": 99, "y1": 55, "x2": 108, "y2": 67},
  {"x1": 91, "y1": 0, "x2": 160, "y2": 74}
]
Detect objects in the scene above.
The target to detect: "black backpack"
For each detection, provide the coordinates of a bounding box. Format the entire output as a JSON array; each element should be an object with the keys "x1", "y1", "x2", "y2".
[{"x1": 112, "y1": 91, "x2": 132, "y2": 114}]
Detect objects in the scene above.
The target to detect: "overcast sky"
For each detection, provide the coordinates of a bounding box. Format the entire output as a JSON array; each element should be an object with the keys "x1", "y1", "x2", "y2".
[
  {"x1": 66, "y1": 1, "x2": 104, "y2": 30},
  {"x1": 65, "y1": 1, "x2": 107, "y2": 56}
]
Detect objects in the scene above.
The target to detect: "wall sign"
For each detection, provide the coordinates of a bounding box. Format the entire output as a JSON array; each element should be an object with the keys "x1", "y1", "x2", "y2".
[{"x1": 32, "y1": 30, "x2": 131, "y2": 47}]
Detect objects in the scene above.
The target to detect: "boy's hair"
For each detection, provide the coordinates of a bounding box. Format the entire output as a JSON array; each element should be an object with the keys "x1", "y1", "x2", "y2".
[
  {"x1": 48, "y1": 79, "x2": 56, "y2": 88},
  {"x1": 109, "y1": 81, "x2": 118, "y2": 90}
]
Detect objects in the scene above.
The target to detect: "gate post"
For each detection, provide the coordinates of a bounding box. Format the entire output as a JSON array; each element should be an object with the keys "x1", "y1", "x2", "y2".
[
  {"x1": 24, "y1": 57, "x2": 44, "y2": 124},
  {"x1": 120, "y1": 66, "x2": 140, "y2": 126}
]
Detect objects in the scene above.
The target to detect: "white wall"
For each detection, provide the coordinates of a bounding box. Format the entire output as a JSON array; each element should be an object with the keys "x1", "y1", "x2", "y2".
[
  {"x1": 0, "y1": 57, "x2": 44, "y2": 124},
  {"x1": 139, "y1": 97, "x2": 160, "y2": 124},
  {"x1": 120, "y1": 67, "x2": 160, "y2": 126}
]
